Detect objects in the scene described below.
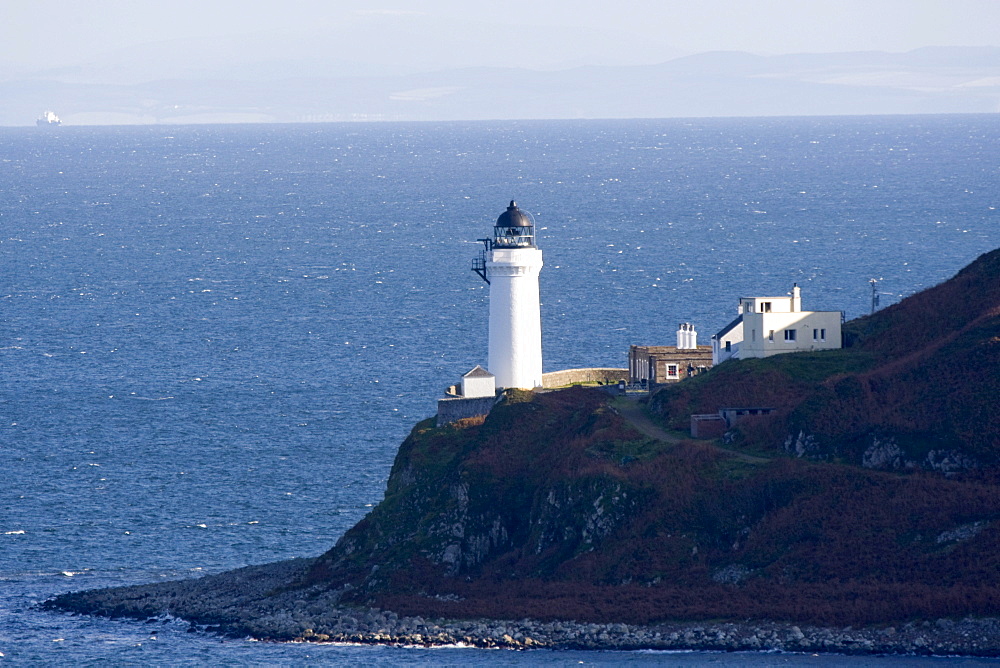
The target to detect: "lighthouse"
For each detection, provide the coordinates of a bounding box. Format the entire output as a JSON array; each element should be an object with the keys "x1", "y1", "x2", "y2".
[{"x1": 472, "y1": 201, "x2": 544, "y2": 390}]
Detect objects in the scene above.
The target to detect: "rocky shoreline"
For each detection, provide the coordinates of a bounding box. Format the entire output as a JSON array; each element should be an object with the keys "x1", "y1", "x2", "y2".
[{"x1": 42, "y1": 558, "x2": 1000, "y2": 657}]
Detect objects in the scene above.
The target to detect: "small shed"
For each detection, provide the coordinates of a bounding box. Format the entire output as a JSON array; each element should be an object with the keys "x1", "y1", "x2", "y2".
[
  {"x1": 461, "y1": 365, "x2": 496, "y2": 398},
  {"x1": 719, "y1": 407, "x2": 775, "y2": 428},
  {"x1": 690, "y1": 413, "x2": 727, "y2": 439}
]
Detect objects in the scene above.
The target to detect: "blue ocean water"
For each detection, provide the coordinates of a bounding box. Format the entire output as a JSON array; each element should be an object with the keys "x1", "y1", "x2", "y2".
[{"x1": 1, "y1": 116, "x2": 997, "y2": 665}]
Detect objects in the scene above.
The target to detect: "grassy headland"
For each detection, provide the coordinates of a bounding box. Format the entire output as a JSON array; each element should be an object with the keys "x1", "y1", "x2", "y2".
[{"x1": 46, "y1": 248, "x2": 1000, "y2": 651}]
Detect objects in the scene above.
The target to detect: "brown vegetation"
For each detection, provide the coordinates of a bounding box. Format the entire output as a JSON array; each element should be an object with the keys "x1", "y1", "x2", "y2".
[
  {"x1": 650, "y1": 248, "x2": 1000, "y2": 466},
  {"x1": 298, "y1": 250, "x2": 1000, "y2": 628},
  {"x1": 303, "y1": 380, "x2": 1000, "y2": 626}
]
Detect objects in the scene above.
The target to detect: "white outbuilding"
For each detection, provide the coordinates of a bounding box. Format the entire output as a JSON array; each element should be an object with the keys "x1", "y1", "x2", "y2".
[{"x1": 461, "y1": 365, "x2": 496, "y2": 398}]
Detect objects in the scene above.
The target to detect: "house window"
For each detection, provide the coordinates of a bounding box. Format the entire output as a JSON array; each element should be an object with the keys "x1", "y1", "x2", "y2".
[
  {"x1": 725, "y1": 341, "x2": 731, "y2": 352},
  {"x1": 820, "y1": 328, "x2": 826, "y2": 341},
  {"x1": 768, "y1": 330, "x2": 774, "y2": 341},
  {"x1": 667, "y1": 364, "x2": 679, "y2": 378},
  {"x1": 784, "y1": 329, "x2": 797, "y2": 341},
  {"x1": 752, "y1": 329, "x2": 756, "y2": 342},
  {"x1": 762, "y1": 301, "x2": 772, "y2": 313},
  {"x1": 813, "y1": 328, "x2": 818, "y2": 341}
]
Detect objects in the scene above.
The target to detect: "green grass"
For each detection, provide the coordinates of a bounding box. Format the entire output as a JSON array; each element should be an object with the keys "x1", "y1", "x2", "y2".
[
  {"x1": 585, "y1": 436, "x2": 666, "y2": 465},
  {"x1": 757, "y1": 348, "x2": 878, "y2": 382},
  {"x1": 709, "y1": 456, "x2": 765, "y2": 480}
]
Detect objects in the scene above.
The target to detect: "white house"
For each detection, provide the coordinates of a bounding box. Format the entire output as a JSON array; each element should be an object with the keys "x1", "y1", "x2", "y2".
[
  {"x1": 712, "y1": 316, "x2": 744, "y2": 364},
  {"x1": 711, "y1": 285, "x2": 842, "y2": 364}
]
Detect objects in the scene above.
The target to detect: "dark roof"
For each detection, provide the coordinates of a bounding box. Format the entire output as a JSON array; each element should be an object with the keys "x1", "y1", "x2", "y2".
[
  {"x1": 496, "y1": 200, "x2": 533, "y2": 228},
  {"x1": 714, "y1": 314, "x2": 743, "y2": 339},
  {"x1": 464, "y1": 365, "x2": 495, "y2": 379}
]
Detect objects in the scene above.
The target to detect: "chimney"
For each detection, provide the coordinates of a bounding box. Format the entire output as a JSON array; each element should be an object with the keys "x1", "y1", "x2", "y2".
[
  {"x1": 792, "y1": 283, "x2": 802, "y2": 312},
  {"x1": 677, "y1": 323, "x2": 697, "y2": 350}
]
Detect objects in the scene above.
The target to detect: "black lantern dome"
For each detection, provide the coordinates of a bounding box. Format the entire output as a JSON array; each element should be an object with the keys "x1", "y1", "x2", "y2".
[{"x1": 493, "y1": 201, "x2": 536, "y2": 248}]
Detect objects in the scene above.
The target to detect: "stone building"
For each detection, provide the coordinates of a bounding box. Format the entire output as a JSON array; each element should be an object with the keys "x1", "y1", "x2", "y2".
[{"x1": 629, "y1": 323, "x2": 712, "y2": 387}]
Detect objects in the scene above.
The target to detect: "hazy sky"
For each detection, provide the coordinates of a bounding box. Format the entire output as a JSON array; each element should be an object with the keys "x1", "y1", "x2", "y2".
[{"x1": 4, "y1": 0, "x2": 1000, "y2": 71}]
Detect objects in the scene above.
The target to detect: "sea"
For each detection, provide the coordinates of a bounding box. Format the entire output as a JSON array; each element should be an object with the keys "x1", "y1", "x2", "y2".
[{"x1": 1, "y1": 115, "x2": 997, "y2": 666}]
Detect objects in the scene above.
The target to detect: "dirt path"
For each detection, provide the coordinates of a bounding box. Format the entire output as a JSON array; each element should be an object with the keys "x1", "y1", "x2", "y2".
[
  {"x1": 612, "y1": 398, "x2": 769, "y2": 464},
  {"x1": 613, "y1": 398, "x2": 683, "y2": 444}
]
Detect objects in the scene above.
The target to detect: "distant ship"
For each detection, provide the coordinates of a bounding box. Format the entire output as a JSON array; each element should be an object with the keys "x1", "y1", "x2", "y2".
[{"x1": 36, "y1": 110, "x2": 61, "y2": 127}]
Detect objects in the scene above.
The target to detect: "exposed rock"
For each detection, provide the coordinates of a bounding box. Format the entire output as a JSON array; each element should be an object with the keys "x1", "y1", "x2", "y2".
[
  {"x1": 783, "y1": 431, "x2": 819, "y2": 458},
  {"x1": 43, "y1": 523, "x2": 1000, "y2": 657},
  {"x1": 926, "y1": 449, "x2": 979, "y2": 473},
  {"x1": 863, "y1": 436, "x2": 903, "y2": 470},
  {"x1": 936, "y1": 521, "x2": 987, "y2": 544},
  {"x1": 711, "y1": 564, "x2": 752, "y2": 584}
]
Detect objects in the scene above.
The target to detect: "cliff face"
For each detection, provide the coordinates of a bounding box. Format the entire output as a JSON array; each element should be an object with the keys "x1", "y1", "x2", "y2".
[
  {"x1": 650, "y1": 248, "x2": 1000, "y2": 470},
  {"x1": 301, "y1": 389, "x2": 1000, "y2": 627},
  {"x1": 307, "y1": 388, "x2": 654, "y2": 595}
]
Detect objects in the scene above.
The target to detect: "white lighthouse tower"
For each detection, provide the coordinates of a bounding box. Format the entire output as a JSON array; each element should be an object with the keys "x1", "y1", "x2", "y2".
[{"x1": 472, "y1": 201, "x2": 544, "y2": 390}]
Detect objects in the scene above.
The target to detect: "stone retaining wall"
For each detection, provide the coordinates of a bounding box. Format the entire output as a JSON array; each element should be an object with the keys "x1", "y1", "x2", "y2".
[
  {"x1": 436, "y1": 395, "x2": 499, "y2": 427},
  {"x1": 437, "y1": 369, "x2": 629, "y2": 426},
  {"x1": 541, "y1": 368, "x2": 629, "y2": 388}
]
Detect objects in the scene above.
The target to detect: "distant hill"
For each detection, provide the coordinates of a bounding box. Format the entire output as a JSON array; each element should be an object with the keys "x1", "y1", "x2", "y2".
[
  {"x1": 650, "y1": 247, "x2": 1000, "y2": 470},
  {"x1": 4, "y1": 46, "x2": 999, "y2": 125}
]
